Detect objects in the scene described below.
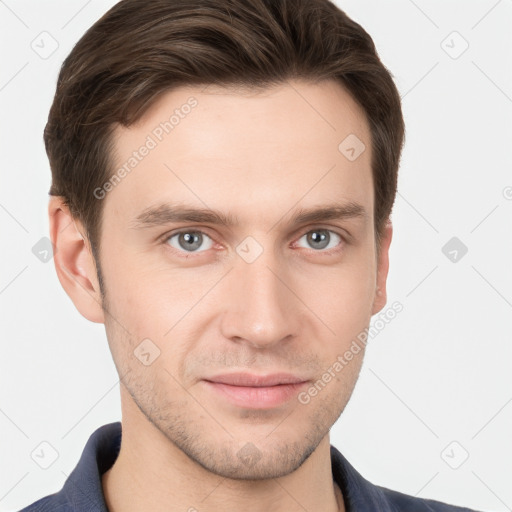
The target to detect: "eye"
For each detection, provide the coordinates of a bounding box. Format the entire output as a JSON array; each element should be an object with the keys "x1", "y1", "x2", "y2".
[
  {"x1": 295, "y1": 229, "x2": 343, "y2": 252},
  {"x1": 165, "y1": 230, "x2": 214, "y2": 253}
]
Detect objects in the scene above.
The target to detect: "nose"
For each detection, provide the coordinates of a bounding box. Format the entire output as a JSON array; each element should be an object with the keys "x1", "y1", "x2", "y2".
[{"x1": 219, "y1": 245, "x2": 301, "y2": 350}]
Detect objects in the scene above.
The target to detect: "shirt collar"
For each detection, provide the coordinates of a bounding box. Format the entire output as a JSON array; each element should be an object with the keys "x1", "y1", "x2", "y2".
[
  {"x1": 61, "y1": 422, "x2": 120, "y2": 511},
  {"x1": 330, "y1": 444, "x2": 395, "y2": 512}
]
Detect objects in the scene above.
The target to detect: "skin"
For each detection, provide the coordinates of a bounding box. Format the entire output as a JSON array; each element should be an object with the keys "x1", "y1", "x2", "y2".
[{"x1": 49, "y1": 79, "x2": 392, "y2": 512}]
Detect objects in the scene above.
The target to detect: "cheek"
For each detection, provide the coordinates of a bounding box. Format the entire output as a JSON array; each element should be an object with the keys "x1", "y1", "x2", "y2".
[
  {"x1": 294, "y1": 253, "x2": 376, "y2": 335},
  {"x1": 101, "y1": 250, "x2": 222, "y2": 362},
  {"x1": 100, "y1": 254, "x2": 172, "y2": 353}
]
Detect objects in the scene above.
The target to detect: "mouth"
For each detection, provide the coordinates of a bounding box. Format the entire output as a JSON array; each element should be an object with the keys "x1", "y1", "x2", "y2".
[{"x1": 202, "y1": 372, "x2": 310, "y2": 409}]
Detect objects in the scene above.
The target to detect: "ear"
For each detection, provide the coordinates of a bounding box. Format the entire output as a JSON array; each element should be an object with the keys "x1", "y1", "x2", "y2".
[
  {"x1": 371, "y1": 219, "x2": 393, "y2": 315},
  {"x1": 48, "y1": 196, "x2": 105, "y2": 323}
]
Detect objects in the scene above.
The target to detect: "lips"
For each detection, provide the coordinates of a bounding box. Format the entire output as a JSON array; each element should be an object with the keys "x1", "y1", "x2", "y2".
[{"x1": 202, "y1": 372, "x2": 310, "y2": 409}]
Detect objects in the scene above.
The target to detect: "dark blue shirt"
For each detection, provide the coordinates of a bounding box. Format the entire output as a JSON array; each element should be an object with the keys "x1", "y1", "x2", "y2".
[{"x1": 19, "y1": 422, "x2": 481, "y2": 511}]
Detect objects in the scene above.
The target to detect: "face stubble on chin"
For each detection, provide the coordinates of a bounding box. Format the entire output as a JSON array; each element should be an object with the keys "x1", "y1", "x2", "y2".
[{"x1": 96, "y1": 79, "x2": 382, "y2": 481}]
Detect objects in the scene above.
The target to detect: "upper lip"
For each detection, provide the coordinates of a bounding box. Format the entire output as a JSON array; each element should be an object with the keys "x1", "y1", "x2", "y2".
[{"x1": 204, "y1": 372, "x2": 309, "y2": 387}]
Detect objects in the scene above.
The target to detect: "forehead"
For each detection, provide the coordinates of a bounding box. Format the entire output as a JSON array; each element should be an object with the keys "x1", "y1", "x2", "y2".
[{"x1": 107, "y1": 79, "x2": 373, "y2": 228}]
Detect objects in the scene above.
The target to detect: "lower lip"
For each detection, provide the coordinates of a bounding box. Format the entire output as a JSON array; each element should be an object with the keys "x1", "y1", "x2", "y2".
[{"x1": 203, "y1": 380, "x2": 309, "y2": 409}]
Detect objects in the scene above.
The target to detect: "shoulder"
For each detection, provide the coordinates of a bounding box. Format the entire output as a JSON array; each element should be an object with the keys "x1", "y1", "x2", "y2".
[
  {"x1": 378, "y1": 485, "x2": 481, "y2": 512},
  {"x1": 17, "y1": 493, "x2": 72, "y2": 512}
]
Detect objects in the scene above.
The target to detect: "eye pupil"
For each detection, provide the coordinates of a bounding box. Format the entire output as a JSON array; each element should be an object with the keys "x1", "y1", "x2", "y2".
[{"x1": 307, "y1": 230, "x2": 329, "y2": 250}]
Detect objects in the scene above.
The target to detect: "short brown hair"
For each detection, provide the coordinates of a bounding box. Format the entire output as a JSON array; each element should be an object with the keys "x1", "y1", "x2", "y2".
[{"x1": 45, "y1": 0, "x2": 405, "y2": 294}]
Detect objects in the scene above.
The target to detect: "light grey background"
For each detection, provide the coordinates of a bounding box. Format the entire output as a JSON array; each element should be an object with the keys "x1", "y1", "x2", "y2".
[{"x1": 1, "y1": 1, "x2": 511, "y2": 511}]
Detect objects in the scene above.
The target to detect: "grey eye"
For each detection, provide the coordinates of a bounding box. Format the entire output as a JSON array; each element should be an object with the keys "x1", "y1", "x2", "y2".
[
  {"x1": 297, "y1": 229, "x2": 341, "y2": 251},
  {"x1": 167, "y1": 231, "x2": 214, "y2": 252}
]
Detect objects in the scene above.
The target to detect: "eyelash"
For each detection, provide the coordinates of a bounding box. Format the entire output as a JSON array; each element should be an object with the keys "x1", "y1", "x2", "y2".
[{"x1": 161, "y1": 227, "x2": 347, "y2": 258}]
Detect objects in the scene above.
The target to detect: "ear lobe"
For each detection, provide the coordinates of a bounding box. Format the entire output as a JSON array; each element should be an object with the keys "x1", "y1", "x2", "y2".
[
  {"x1": 48, "y1": 196, "x2": 105, "y2": 323},
  {"x1": 371, "y1": 219, "x2": 393, "y2": 315}
]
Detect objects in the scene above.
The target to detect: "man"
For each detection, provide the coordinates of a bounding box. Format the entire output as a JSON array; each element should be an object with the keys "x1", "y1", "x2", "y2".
[{"x1": 19, "y1": 0, "x2": 482, "y2": 510}]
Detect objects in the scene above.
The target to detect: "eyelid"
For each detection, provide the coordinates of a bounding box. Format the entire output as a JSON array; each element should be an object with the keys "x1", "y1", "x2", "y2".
[{"x1": 161, "y1": 227, "x2": 213, "y2": 241}]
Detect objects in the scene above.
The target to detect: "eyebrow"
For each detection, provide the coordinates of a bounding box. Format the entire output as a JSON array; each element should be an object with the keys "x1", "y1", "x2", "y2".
[{"x1": 130, "y1": 201, "x2": 367, "y2": 230}]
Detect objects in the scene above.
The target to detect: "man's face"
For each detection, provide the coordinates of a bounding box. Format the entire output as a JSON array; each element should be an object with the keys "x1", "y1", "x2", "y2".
[{"x1": 95, "y1": 79, "x2": 390, "y2": 479}]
